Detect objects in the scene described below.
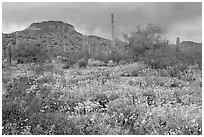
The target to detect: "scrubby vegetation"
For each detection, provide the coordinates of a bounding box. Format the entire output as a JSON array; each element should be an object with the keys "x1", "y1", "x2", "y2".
[
  {"x1": 11, "y1": 41, "x2": 51, "y2": 64},
  {"x1": 2, "y1": 24, "x2": 202, "y2": 135}
]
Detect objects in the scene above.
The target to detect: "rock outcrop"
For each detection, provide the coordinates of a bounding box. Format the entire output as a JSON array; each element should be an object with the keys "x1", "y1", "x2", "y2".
[
  {"x1": 22, "y1": 21, "x2": 75, "y2": 36},
  {"x1": 180, "y1": 41, "x2": 202, "y2": 53}
]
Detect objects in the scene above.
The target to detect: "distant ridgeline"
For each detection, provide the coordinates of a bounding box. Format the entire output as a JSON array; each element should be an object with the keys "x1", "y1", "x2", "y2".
[
  {"x1": 2, "y1": 20, "x2": 126, "y2": 59},
  {"x1": 2, "y1": 20, "x2": 202, "y2": 60},
  {"x1": 180, "y1": 41, "x2": 202, "y2": 53}
]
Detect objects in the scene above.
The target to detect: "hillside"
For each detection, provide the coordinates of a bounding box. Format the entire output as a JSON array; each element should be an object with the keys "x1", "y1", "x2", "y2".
[
  {"x1": 180, "y1": 41, "x2": 202, "y2": 53},
  {"x1": 3, "y1": 21, "x2": 202, "y2": 61},
  {"x1": 2, "y1": 21, "x2": 128, "y2": 59},
  {"x1": 2, "y1": 21, "x2": 202, "y2": 135}
]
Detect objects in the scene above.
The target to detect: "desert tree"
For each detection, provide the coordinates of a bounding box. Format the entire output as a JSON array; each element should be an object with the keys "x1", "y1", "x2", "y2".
[{"x1": 123, "y1": 24, "x2": 168, "y2": 61}]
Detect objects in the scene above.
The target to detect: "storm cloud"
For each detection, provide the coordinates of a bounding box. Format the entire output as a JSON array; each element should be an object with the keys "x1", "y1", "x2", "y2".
[{"x1": 2, "y1": 2, "x2": 202, "y2": 43}]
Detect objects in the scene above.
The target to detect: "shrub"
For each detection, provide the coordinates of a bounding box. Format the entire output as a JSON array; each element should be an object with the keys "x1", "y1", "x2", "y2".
[
  {"x1": 62, "y1": 61, "x2": 75, "y2": 69},
  {"x1": 107, "y1": 60, "x2": 114, "y2": 67},
  {"x1": 108, "y1": 93, "x2": 120, "y2": 101},
  {"x1": 12, "y1": 42, "x2": 50, "y2": 64},
  {"x1": 193, "y1": 51, "x2": 202, "y2": 69},
  {"x1": 140, "y1": 46, "x2": 175, "y2": 69},
  {"x1": 2, "y1": 101, "x2": 26, "y2": 128},
  {"x1": 130, "y1": 69, "x2": 141, "y2": 77},
  {"x1": 2, "y1": 74, "x2": 76, "y2": 135},
  {"x1": 88, "y1": 58, "x2": 106, "y2": 67},
  {"x1": 94, "y1": 50, "x2": 132, "y2": 64},
  {"x1": 164, "y1": 78, "x2": 183, "y2": 88},
  {"x1": 123, "y1": 24, "x2": 168, "y2": 62},
  {"x1": 121, "y1": 62, "x2": 147, "y2": 77},
  {"x1": 94, "y1": 51, "x2": 108, "y2": 63},
  {"x1": 61, "y1": 50, "x2": 89, "y2": 69},
  {"x1": 29, "y1": 113, "x2": 79, "y2": 135},
  {"x1": 77, "y1": 59, "x2": 88, "y2": 68},
  {"x1": 31, "y1": 63, "x2": 55, "y2": 75},
  {"x1": 107, "y1": 52, "x2": 121, "y2": 63}
]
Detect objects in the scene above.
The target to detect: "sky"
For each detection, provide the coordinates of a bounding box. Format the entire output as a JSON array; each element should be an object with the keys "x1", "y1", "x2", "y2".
[{"x1": 2, "y1": 2, "x2": 202, "y2": 44}]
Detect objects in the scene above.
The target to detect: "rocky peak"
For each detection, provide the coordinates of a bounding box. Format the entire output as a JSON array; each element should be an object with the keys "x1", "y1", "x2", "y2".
[{"x1": 24, "y1": 20, "x2": 75, "y2": 35}]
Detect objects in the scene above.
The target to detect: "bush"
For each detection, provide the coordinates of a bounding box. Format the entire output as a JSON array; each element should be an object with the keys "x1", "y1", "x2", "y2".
[
  {"x1": 107, "y1": 52, "x2": 121, "y2": 63},
  {"x1": 185, "y1": 50, "x2": 202, "y2": 70},
  {"x1": 138, "y1": 44, "x2": 201, "y2": 79},
  {"x1": 62, "y1": 60, "x2": 75, "y2": 69},
  {"x1": 61, "y1": 50, "x2": 89, "y2": 69},
  {"x1": 2, "y1": 74, "x2": 76, "y2": 135},
  {"x1": 29, "y1": 113, "x2": 79, "y2": 135},
  {"x1": 131, "y1": 69, "x2": 140, "y2": 77},
  {"x1": 140, "y1": 45, "x2": 175, "y2": 69},
  {"x1": 123, "y1": 24, "x2": 167, "y2": 62},
  {"x1": 88, "y1": 58, "x2": 106, "y2": 67},
  {"x1": 93, "y1": 50, "x2": 132, "y2": 64},
  {"x1": 77, "y1": 59, "x2": 88, "y2": 68},
  {"x1": 12, "y1": 42, "x2": 50, "y2": 64},
  {"x1": 193, "y1": 51, "x2": 202, "y2": 69},
  {"x1": 31, "y1": 63, "x2": 55, "y2": 75},
  {"x1": 2, "y1": 101, "x2": 26, "y2": 127},
  {"x1": 107, "y1": 60, "x2": 114, "y2": 67}
]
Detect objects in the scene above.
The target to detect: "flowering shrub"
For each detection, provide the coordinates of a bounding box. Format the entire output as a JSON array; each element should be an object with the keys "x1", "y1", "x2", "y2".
[{"x1": 2, "y1": 58, "x2": 202, "y2": 135}]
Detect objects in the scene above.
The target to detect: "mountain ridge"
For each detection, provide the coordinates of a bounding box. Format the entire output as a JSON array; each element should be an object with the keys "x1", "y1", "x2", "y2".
[
  {"x1": 2, "y1": 20, "x2": 202, "y2": 58},
  {"x1": 20, "y1": 20, "x2": 76, "y2": 36},
  {"x1": 180, "y1": 40, "x2": 202, "y2": 53},
  {"x1": 2, "y1": 20, "x2": 116, "y2": 58}
]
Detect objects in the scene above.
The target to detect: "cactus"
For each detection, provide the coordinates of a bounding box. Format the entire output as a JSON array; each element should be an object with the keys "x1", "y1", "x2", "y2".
[
  {"x1": 7, "y1": 44, "x2": 12, "y2": 65},
  {"x1": 176, "y1": 37, "x2": 180, "y2": 56},
  {"x1": 176, "y1": 37, "x2": 180, "y2": 46}
]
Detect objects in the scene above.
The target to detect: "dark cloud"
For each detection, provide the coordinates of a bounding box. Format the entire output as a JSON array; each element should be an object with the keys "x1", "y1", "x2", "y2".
[{"x1": 2, "y1": 2, "x2": 202, "y2": 43}]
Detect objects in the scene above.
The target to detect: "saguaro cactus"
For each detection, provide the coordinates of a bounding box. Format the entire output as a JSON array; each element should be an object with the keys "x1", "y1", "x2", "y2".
[
  {"x1": 83, "y1": 35, "x2": 90, "y2": 59},
  {"x1": 7, "y1": 44, "x2": 11, "y2": 64},
  {"x1": 176, "y1": 37, "x2": 180, "y2": 56},
  {"x1": 110, "y1": 13, "x2": 116, "y2": 54}
]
